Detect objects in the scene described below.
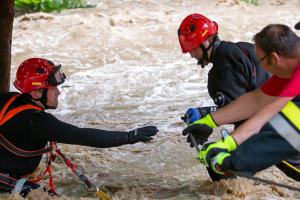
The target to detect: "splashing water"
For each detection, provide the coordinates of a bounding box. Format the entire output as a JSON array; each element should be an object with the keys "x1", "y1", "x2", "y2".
[{"x1": 4, "y1": 0, "x2": 300, "y2": 199}]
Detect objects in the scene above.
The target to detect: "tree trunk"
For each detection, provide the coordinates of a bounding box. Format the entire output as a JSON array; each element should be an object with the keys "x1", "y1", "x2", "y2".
[{"x1": 0, "y1": 0, "x2": 15, "y2": 93}]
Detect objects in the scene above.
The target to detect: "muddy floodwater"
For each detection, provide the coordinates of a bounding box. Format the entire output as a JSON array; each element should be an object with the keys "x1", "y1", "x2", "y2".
[{"x1": 2, "y1": 0, "x2": 300, "y2": 199}]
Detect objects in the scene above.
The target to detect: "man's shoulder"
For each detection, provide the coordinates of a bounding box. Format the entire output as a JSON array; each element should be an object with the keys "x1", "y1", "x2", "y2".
[
  {"x1": 0, "y1": 91, "x2": 20, "y2": 98},
  {"x1": 218, "y1": 41, "x2": 254, "y2": 53},
  {"x1": 213, "y1": 41, "x2": 253, "y2": 64},
  {"x1": 215, "y1": 41, "x2": 242, "y2": 58},
  {"x1": 0, "y1": 92, "x2": 20, "y2": 106}
]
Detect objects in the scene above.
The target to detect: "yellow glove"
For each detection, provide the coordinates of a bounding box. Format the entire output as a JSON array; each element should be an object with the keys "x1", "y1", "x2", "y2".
[
  {"x1": 193, "y1": 114, "x2": 217, "y2": 128},
  {"x1": 198, "y1": 135, "x2": 237, "y2": 166}
]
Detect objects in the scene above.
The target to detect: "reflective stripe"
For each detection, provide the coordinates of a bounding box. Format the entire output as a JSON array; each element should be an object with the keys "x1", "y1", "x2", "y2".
[
  {"x1": 269, "y1": 114, "x2": 300, "y2": 151},
  {"x1": 281, "y1": 101, "x2": 300, "y2": 130}
]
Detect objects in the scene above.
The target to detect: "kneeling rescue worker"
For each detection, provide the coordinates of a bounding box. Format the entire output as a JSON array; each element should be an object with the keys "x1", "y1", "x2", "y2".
[
  {"x1": 183, "y1": 24, "x2": 300, "y2": 181},
  {"x1": 178, "y1": 14, "x2": 300, "y2": 181},
  {"x1": 0, "y1": 58, "x2": 158, "y2": 197}
]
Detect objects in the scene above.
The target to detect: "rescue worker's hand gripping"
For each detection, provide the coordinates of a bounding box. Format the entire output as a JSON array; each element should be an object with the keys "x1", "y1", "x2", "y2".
[
  {"x1": 128, "y1": 126, "x2": 159, "y2": 144},
  {"x1": 181, "y1": 106, "x2": 217, "y2": 124},
  {"x1": 198, "y1": 135, "x2": 237, "y2": 174},
  {"x1": 182, "y1": 114, "x2": 217, "y2": 146},
  {"x1": 209, "y1": 152, "x2": 231, "y2": 174}
]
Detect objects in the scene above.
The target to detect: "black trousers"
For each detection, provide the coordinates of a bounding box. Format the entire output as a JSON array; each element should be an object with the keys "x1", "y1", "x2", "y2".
[{"x1": 223, "y1": 123, "x2": 299, "y2": 178}]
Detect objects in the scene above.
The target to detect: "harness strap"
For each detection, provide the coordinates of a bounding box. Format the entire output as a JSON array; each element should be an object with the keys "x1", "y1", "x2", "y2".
[
  {"x1": 0, "y1": 95, "x2": 20, "y2": 120},
  {"x1": 28, "y1": 142, "x2": 57, "y2": 193},
  {"x1": 0, "y1": 134, "x2": 51, "y2": 157},
  {"x1": 0, "y1": 105, "x2": 42, "y2": 126},
  {"x1": 0, "y1": 173, "x2": 17, "y2": 188},
  {"x1": 0, "y1": 94, "x2": 49, "y2": 157},
  {"x1": 0, "y1": 94, "x2": 42, "y2": 126},
  {"x1": 29, "y1": 158, "x2": 55, "y2": 191}
]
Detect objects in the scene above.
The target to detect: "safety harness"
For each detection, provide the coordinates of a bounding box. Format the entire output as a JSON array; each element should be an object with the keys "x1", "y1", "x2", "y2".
[
  {"x1": 0, "y1": 94, "x2": 57, "y2": 194},
  {"x1": 0, "y1": 94, "x2": 112, "y2": 199}
]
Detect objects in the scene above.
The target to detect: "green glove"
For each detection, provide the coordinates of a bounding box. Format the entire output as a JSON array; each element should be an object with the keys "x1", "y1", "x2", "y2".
[
  {"x1": 193, "y1": 114, "x2": 217, "y2": 128},
  {"x1": 210, "y1": 152, "x2": 231, "y2": 174},
  {"x1": 198, "y1": 135, "x2": 237, "y2": 166}
]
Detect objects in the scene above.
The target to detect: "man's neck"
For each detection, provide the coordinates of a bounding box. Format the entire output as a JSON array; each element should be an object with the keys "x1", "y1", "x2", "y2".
[{"x1": 279, "y1": 58, "x2": 300, "y2": 78}]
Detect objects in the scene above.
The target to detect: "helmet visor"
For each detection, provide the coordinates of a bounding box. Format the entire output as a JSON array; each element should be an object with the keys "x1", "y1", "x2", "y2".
[{"x1": 47, "y1": 65, "x2": 66, "y2": 86}]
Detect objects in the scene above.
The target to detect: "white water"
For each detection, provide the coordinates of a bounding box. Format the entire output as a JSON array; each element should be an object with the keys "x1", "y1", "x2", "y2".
[{"x1": 4, "y1": 0, "x2": 300, "y2": 199}]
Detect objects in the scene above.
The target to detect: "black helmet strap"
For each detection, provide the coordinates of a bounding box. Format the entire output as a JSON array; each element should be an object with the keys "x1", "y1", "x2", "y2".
[
  {"x1": 197, "y1": 35, "x2": 218, "y2": 68},
  {"x1": 32, "y1": 88, "x2": 49, "y2": 109}
]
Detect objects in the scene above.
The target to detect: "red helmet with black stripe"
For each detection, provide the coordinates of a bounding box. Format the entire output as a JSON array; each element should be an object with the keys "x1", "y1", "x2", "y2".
[{"x1": 178, "y1": 13, "x2": 218, "y2": 53}]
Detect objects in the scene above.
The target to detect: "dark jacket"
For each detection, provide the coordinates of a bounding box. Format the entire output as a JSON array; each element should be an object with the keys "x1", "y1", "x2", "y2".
[
  {"x1": 208, "y1": 41, "x2": 269, "y2": 107},
  {"x1": 0, "y1": 92, "x2": 131, "y2": 177}
]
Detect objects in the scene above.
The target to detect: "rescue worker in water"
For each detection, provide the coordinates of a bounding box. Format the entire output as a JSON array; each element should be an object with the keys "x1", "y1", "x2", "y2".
[{"x1": 0, "y1": 58, "x2": 159, "y2": 197}]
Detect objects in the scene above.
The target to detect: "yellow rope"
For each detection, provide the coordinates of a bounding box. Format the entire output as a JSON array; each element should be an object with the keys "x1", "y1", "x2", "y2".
[
  {"x1": 95, "y1": 187, "x2": 112, "y2": 200},
  {"x1": 282, "y1": 160, "x2": 300, "y2": 174}
]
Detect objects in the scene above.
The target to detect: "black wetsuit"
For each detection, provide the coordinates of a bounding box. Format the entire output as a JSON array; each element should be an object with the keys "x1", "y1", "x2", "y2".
[
  {"x1": 208, "y1": 40, "x2": 269, "y2": 107},
  {"x1": 0, "y1": 92, "x2": 140, "y2": 194}
]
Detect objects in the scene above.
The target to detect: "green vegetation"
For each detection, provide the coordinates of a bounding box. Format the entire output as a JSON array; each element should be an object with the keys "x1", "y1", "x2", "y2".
[
  {"x1": 241, "y1": 0, "x2": 259, "y2": 5},
  {"x1": 15, "y1": 0, "x2": 94, "y2": 14}
]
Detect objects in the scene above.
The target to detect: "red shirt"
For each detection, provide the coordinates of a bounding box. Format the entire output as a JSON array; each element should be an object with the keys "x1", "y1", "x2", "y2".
[{"x1": 261, "y1": 64, "x2": 300, "y2": 97}]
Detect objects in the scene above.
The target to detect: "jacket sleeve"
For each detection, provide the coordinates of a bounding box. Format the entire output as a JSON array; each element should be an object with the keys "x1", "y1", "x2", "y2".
[{"x1": 30, "y1": 111, "x2": 130, "y2": 148}]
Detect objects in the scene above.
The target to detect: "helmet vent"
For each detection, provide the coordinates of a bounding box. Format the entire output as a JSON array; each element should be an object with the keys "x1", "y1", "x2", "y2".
[
  {"x1": 190, "y1": 25, "x2": 196, "y2": 32},
  {"x1": 36, "y1": 67, "x2": 45, "y2": 74}
]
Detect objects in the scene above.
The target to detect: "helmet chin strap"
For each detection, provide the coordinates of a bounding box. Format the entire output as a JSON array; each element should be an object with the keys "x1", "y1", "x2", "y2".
[
  {"x1": 197, "y1": 58, "x2": 206, "y2": 68},
  {"x1": 197, "y1": 35, "x2": 218, "y2": 68},
  {"x1": 32, "y1": 88, "x2": 50, "y2": 109}
]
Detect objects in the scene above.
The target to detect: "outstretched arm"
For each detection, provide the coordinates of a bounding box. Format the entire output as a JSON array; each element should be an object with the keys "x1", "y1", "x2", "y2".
[
  {"x1": 31, "y1": 113, "x2": 158, "y2": 148},
  {"x1": 231, "y1": 96, "x2": 292, "y2": 145},
  {"x1": 211, "y1": 89, "x2": 276, "y2": 125}
]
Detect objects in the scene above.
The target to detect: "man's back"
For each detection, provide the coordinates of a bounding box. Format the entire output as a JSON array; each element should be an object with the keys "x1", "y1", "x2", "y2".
[{"x1": 208, "y1": 41, "x2": 269, "y2": 107}]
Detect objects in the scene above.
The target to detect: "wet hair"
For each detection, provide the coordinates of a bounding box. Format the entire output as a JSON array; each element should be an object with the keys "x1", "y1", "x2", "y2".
[{"x1": 253, "y1": 24, "x2": 300, "y2": 57}]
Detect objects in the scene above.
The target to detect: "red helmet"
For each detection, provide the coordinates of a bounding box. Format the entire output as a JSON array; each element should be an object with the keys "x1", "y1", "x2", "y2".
[
  {"x1": 178, "y1": 13, "x2": 218, "y2": 53},
  {"x1": 14, "y1": 58, "x2": 66, "y2": 93}
]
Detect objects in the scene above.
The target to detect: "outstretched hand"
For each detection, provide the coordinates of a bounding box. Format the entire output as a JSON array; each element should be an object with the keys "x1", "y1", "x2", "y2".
[{"x1": 128, "y1": 126, "x2": 159, "y2": 144}]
